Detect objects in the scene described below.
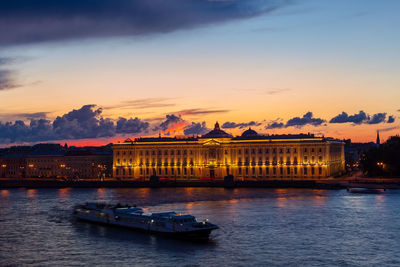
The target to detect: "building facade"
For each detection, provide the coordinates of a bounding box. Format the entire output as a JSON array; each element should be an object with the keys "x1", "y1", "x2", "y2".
[{"x1": 113, "y1": 123, "x2": 345, "y2": 180}]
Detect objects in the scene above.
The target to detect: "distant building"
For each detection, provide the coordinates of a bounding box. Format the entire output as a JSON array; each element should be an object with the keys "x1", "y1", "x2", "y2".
[
  {"x1": 0, "y1": 144, "x2": 112, "y2": 179},
  {"x1": 112, "y1": 122, "x2": 345, "y2": 180}
]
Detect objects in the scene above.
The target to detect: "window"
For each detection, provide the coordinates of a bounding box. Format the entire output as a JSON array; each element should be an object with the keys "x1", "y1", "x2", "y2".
[
  {"x1": 311, "y1": 148, "x2": 314, "y2": 153},
  {"x1": 152, "y1": 151, "x2": 155, "y2": 155},
  {"x1": 287, "y1": 148, "x2": 290, "y2": 153},
  {"x1": 245, "y1": 149, "x2": 249, "y2": 154},
  {"x1": 280, "y1": 167, "x2": 283, "y2": 175},
  {"x1": 304, "y1": 156, "x2": 308, "y2": 162},
  {"x1": 251, "y1": 149, "x2": 255, "y2": 154},
  {"x1": 304, "y1": 148, "x2": 307, "y2": 153},
  {"x1": 258, "y1": 148, "x2": 262, "y2": 154},
  {"x1": 116, "y1": 169, "x2": 119, "y2": 175},
  {"x1": 158, "y1": 168, "x2": 161, "y2": 175},
  {"x1": 177, "y1": 168, "x2": 181, "y2": 175},
  {"x1": 294, "y1": 148, "x2": 297, "y2": 153},
  {"x1": 266, "y1": 167, "x2": 269, "y2": 175},
  {"x1": 129, "y1": 169, "x2": 132, "y2": 175},
  {"x1": 304, "y1": 167, "x2": 307, "y2": 175},
  {"x1": 165, "y1": 168, "x2": 168, "y2": 175},
  {"x1": 184, "y1": 168, "x2": 187, "y2": 175},
  {"x1": 287, "y1": 167, "x2": 290, "y2": 175},
  {"x1": 273, "y1": 167, "x2": 276, "y2": 175},
  {"x1": 171, "y1": 150, "x2": 174, "y2": 155},
  {"x1": 122, "y1": 169, "x2": 125, "y2": 176},
  {"x1": 294, "y1": 168, "x2": 297, "y2": 175},
  {"x1": 245, "y1": 168, "x2": 249, "y2": 175},
  {"x1": 238, "y1": 149, "x2": 242, "y2": 155},
  {"x1": 265, "y1": 148, "x2": 269, "y2": 153},
  {"x1": 190, "y1": 168, "x2": 194, "y2": 175},
  {"x1": 177, "y1": 150, "x2": 180, "y2": 155},
  {"x1": 312, "y1": 156, "x2": 315, "y2": 162},
  {"x1": 319, "y1": 167, "x2": 322, "y2": 175},
  {"x1": 273, "y1": 148, "x2": 276, "y2": 154},
  {"x1": 238, "y1": 168, "x2": 242, "y2": 175},
  {"x1": 311, "y1": 167, "x2": 315, "y2": 175},
  {"x1": 225, "y1": 150, "x2": 228, "y2": 155},
  {"x1": 145, "y1": 151, "x2": 149, "y2": 156},
  {"x1": 319, "y1": 156, "x2": 323, "y2": 162},
  {"x1": 252, "y1": 168, "x2": 256, "y2": 175},
  {"x1": 280, "y1": 149, "x2": 283, "y2": 153},
  {"x1": 164, "y1": 150, "x2": 168, "y2": 156},
  {"x1": 319, "y1": 148, "x2": 322, "y2": 153},
  {"x1": 259, "y1": 167, "x2": 262, "y2": 175},
  {"x1": 116, "y1": 151, "x2": 120, "y2": 155}
]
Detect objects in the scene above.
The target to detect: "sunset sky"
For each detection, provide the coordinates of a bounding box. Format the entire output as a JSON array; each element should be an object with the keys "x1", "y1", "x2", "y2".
[{"x1": 0, "y1": 0, "x2": 399, "y2": 146}]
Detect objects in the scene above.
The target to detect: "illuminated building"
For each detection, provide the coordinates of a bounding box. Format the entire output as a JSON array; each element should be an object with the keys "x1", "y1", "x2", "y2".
[{"x1": 112, "y1": 122, "x2": 345, "y2": 180}]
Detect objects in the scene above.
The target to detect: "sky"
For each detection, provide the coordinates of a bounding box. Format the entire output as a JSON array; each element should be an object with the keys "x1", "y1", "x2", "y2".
[{"x1": 0, "y1": 0, "x2": 399, "y2": 146}]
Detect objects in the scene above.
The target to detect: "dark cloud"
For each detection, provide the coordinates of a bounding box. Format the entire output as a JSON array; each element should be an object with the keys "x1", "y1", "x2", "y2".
[
  {"x1": 368, "y1": 113, "x2": 386, "y2": 124},
  {"x1": 387, "y1": 115, "x2": 395, "y2": 124},
  {"x1": 265, "y1": 121, "x2": 285, "y2": 129},
  {"x1": 0, "y1": 57, "x2": 24, "y2": 91},
  {"x1": 104, "y1": 98, "x2": 175, "y2": 110},
  {"x1": 329, "y1": 111, "x2": 393, "y2": 125},
  {"x1": 157, "y1": 114, "x2": 184, "y2": 131},
  {"x1": 0, "y1": 69, "x2": 20, "y2": 90},
  {"x1": 285, "y1": 112, "x2": 325, "y2": 128},
  {"x1": 0, "y1": 105, "x2": 152, "y2": 144},
  {"x1": 222, "y1": 121, "x2": 261, "y2": 129},
  {"x1": 0, "y1": 0, "x2": 289, "y2": 46},
  {"x1": 329, "y1": 111, "x2": 368, "y2": 124},
  {"x1": 176, "y1": 108, "x2": 230, "y2": 116},
  {"x1": 52, "y1": 105, "x2": 115, "y2": 139},
  {"x1": 116, "y1": 117, "x2": 149, "y2": 134},
  {"x1": 0, "y1": 111, "x2": 50, "y2": 121},
  {"x1": 184, "y1": 122, "x2": 210, "y2": 135}
]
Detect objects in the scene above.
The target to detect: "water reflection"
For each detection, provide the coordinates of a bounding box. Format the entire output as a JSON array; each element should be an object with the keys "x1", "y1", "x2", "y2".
[
  {"x1": 27, "y1": 189, "x2": 37, "y2": 198},
  {"x1": 1, "y1": 189, "x2": 10, "y2": 197},
  {"x1": 58, "y1": 188, "x2": 71, "y2": 201}
]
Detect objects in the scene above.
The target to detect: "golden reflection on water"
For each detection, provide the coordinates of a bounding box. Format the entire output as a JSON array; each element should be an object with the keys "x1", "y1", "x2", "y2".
[
  {"x1": 27, "y1": 189, "x2": 37, "y2": 198},
  {"x1": 1, "y1": 189, "x2": 10, "y2": 197},
  {"x1": 58, "y1": 188, "x2": 71, "y2": 200},
  {"x1": 96, "y1": 188, "x2": 106, "y2": 197}
]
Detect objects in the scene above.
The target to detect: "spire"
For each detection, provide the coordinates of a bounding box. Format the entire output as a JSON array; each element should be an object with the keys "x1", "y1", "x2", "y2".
[
  {"x1": 376, "y1": 130, "x2": 380, "y2": 147},
  {"x1": 214, "y1": 121, "x2": 220, "y2": 130}
]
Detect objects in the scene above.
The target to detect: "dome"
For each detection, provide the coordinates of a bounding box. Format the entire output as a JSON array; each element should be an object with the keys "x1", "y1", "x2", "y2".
[
  {"x1": 241, "y1": 127, "x2": 258, "y2": 137},
  {"x1": 201, "y1": 122, "x2": 232, "y2": 138}
]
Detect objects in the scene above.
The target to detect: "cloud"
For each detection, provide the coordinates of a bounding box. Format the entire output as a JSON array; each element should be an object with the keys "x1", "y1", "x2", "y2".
[
  {"x1": 329, "y1": 111, "x2": 394, "y2": 125},
  {"x1": 329, "y1": 111, "x2": 368, "y2": 124},
  {"x1": 0, "y1": 69, "x2": 20, "y2": 90},
  {"x1": 0, "y1": 111, "x2": 50, "y2": 121},
  {"x1": 0, "y1": 57, "x2": 21, "y2": 91},
  {"x1": 175, "y1": 108, "x2": 230, "y2": 116},
  {"x1": 104, "y1": 98, "x2": 175, "y2": 110},
  {"x1": 367, "y1": 113, "x2": 386, "y2": 124},
  {"x1": 285, "y1": 112, "x2": 325, "y2": 128},
  {"x1": 183, "y1": 122, "x2": 210, "y2": 135},
  {"x1": 116, "y1": 117, "x2": 149, "y2": 134},
  {"x1": 222, "y1": 121, "x2": 261, "y2": 129},
  {"x1": 0, "y1": 104, "x2": 152, "y2": 144},
  {"x1": 0, "y1": 0, "x2": 289, "y2": 46},
  {"x1": 156, "y1": 114, "x2": 185, "y2": 132},
  {"x1": 265, "y1": 121, "x2": 285, "y2": 129},
  {"x1": 265, "y1": 112, "x2": 325, "y2": 129}
]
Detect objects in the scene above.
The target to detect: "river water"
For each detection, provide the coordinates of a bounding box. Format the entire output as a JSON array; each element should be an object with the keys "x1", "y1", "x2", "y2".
[{"x1": 1, "y1": 187, "x2": 400, "y2": 266}]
